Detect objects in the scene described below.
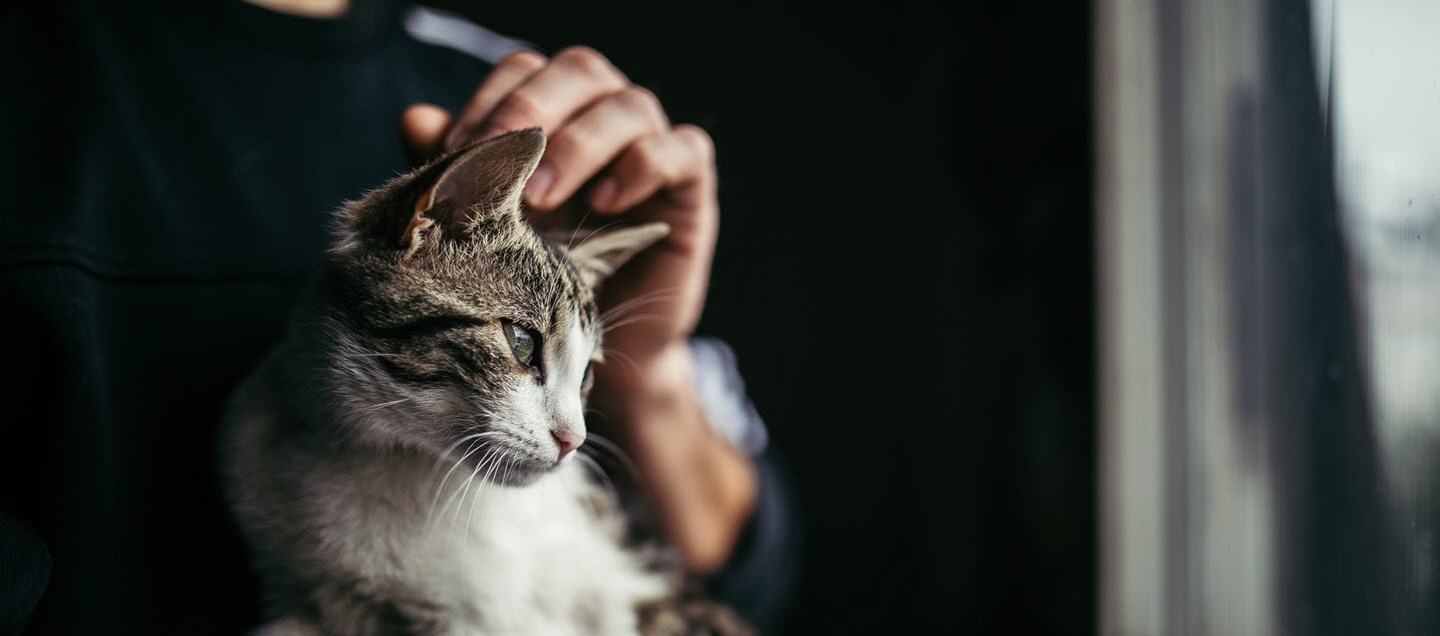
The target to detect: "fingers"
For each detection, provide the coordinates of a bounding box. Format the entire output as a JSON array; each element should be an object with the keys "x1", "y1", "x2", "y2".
[
  {"x1": 400, "y1": 103, "x2": 453, "y2": 163},
  {"x1": 447, "y1": 46, "x2": 628, "y2": 150},
  {"x1": 434, "y1": 45, "x2": 715, "y2": 220},
  {"x1": 526, "y1": 86, "x2": 670, "y2": 209},
  {"x1": 443, "y1": 49, "x2": 547, "y2": 150},
  {"x1": 590, "y1": 124, "x2": 716, "y2": 214}
]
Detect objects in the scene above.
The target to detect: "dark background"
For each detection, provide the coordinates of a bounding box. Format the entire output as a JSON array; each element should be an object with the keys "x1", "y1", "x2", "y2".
[
  {"x1": 0, "y1": 1, "x2": 1096, "y2": 632},
  {"x1": 447, "y1": 3, "x2": 1097, "y2": 632}
]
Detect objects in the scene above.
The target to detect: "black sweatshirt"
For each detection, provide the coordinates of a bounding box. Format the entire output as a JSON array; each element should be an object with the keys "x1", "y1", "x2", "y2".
[{"x1": 0, "y1": 1, "x2": 794, "y2": 633}]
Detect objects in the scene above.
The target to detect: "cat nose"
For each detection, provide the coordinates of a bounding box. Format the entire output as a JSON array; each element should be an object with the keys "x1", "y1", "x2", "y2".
[{"x1": 551, "y1": 429, "x2": 583, "y2": 460}]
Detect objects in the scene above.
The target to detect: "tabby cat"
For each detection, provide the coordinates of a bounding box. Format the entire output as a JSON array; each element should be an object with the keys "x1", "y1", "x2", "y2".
[{"x1": 220, "y1": 129, "x2": 747, "y2": 635}]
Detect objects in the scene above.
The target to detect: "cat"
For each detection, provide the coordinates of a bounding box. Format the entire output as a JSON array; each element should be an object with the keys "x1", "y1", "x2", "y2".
[{"x1": 220, "y1": 128, "x2": 750, "y2": 636}]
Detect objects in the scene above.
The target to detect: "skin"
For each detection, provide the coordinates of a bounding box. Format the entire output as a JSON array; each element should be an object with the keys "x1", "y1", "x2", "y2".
[
  {"x1": 249, "y1": 0, "x2": 758, "y2": 573},
  {"x1": 243, "y1": 0, "x2": 349, "y2": 18}
]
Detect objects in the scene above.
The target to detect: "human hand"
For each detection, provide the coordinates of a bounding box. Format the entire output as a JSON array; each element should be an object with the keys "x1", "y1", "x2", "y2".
[{"x1": 401, "y1": 46, "x2": 718, "y2": 396}]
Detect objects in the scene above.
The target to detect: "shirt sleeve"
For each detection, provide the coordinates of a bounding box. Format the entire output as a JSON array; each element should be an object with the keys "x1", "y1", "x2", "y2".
[
  {"x1": 687, "y1": 337, "x2": 799, "y2": 632},
  {"x1": 689, "y1": 337, "x2": 769, "y2": 457}
]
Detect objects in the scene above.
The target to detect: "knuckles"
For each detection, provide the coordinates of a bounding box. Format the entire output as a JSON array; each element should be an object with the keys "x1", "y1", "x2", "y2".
[
  {"x1": 550, "y1": 121, "x2": 604, "y2": 159},
  {"x1": 630, "y1": 141, "x2": 671, "y2": 179},
  {"x1": 617, "y1": 86, "x2": 666, "y2": 124},
  {"x1": 489, "y1": 90, "x2": 548, "y2": 130},
  {"x1": 496, "y1": 48, "x2": 548, "y2": 72},
  {"x1": 553, "y1": 45, "x2": 621, "y2": 82},
  {"x1": 672, "y1": 124, "x2": 715, "y2": 162}
]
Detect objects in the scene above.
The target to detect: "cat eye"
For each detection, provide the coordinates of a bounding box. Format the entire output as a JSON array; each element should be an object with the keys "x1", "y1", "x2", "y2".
[
  {"x1": 501, "y1": 320, "x2": 540, "y2": 369},
  {"x1": 580, "y1": 362, "x2": 595, "y2": 396}
]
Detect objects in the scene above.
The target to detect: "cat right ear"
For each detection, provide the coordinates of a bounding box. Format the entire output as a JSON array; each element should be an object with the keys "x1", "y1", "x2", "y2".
[
  {"x1": 335, "y1": 128, "x2": 547, "y2": 256},
  {"x1": 400, "y1": 128, "x2": 546, "y2": 255}
]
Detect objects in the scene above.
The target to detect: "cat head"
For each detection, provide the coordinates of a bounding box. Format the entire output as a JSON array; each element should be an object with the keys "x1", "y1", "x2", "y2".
[{"x1": 315, "y1": 128, "x2": 666, "y2": 485}]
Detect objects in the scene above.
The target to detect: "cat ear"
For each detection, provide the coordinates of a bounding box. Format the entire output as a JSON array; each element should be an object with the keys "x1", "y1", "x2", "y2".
[
  {"x1": 568, "y1": 222, "x2": 670, "y2": 288},
  {"x1": 400, "y1": 128, "x2": 546, "y2": 254}
]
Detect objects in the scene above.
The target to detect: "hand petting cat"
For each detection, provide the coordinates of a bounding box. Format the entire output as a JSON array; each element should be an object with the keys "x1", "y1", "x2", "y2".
[{"x1": 398, "y1": 46, "x2": 754, "y2": 574}]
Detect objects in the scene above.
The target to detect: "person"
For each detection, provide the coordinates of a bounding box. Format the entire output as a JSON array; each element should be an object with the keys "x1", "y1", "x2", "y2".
[{"x1": 0, "y1": 0, "x2": 796, "y2": 632}]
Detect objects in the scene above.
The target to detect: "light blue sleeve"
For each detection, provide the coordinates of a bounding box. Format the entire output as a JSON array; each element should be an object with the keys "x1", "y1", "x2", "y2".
[{"x1": 688, "y1": 337, "x2": 769, "y2": 457}]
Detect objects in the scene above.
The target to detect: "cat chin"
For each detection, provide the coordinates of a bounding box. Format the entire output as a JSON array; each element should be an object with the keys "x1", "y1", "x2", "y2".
[
  {"x1": 466, "y1": 448, "x2": 562, "y2": 488},
  {"x1": 488, "y1": 466, "x2": 548, "y2": 487}
]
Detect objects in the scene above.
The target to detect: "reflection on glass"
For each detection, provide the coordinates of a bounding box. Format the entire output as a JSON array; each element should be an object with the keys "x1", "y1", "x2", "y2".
[
  {"x1": 1100, "y1": 0, "x2": 1440, "y2": 633},
  {"x1": 1323, "y1": 0, "x2": 1440, "y2": 631}
]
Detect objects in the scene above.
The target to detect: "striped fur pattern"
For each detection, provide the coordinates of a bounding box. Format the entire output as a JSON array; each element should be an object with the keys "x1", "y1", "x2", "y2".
[{"x1": 220, "y1": 130, "x2": 743, "y2": 634}]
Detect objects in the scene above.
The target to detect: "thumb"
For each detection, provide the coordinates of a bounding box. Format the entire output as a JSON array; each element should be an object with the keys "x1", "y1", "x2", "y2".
[{"x1": 400, "y1": 103, "x2": 453, "y2": 165}]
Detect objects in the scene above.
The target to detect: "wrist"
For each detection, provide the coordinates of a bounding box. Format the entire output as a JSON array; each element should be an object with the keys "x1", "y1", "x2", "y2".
[{"x1": 591, "y1": 339, "x2": 758, "y2": 572}]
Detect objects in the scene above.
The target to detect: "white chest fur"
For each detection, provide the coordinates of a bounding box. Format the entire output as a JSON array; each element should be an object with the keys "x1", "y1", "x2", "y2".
[{"x1": 364, "y1": 459, "x2": 666, "y2": 635}]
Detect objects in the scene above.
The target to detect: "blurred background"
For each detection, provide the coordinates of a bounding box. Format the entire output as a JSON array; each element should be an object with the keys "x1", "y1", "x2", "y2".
[
  {"x1": 6, "y1": 0, "x2": 1440, "y2": 633},
  {"x1": 1095, "y1": 0, "x2": 1440, "y2": 634}
]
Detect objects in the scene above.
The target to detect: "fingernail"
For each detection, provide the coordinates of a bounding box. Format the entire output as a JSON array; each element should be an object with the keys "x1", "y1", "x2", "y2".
[
  {"x1": 525, "y1": 166, "x2": 554, "y2": 206},
  {"x1": 590, "y1": 178, "x2": 618, "y2": 209}
]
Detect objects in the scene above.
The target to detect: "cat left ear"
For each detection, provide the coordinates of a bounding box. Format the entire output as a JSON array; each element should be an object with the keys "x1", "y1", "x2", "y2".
[
  {"x1": 569, "y1": 222, "x2": 670, "y2": 288},
  {"x1": 401, "y1": 128, "x2": 546, "y2": 255}
]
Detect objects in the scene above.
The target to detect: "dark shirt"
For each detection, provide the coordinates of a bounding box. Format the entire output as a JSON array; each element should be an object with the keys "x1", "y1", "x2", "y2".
[{"x1": 0, "y1": 1, "x2": 793, "y2": 633}]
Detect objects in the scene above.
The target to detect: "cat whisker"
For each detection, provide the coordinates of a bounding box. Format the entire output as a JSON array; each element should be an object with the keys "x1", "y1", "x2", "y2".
[
  {"x1": 446, "y1": 449, "x2": 498, "y2": 533},
  {"x1": 600, "y1": 314, "x2": 668, "y2": 334},
  {"x1": 428, "y1": 431, "x2": 505, "y2": 504},
  {"x1": 565, "y1": 208, "x2": 598, "y2": 251},
  {"x1": 597, "y1": 292, "x2": 670, "y2": 323},
  {"x1": 598, "y1": 287, "x2": 681, "y2": 325},
  {"x1": 582, "y1": 433, "x2": 642, "y2": 484},
  {"x1": 429, "y1": 436, "x2": 483, "y2": 489},
  {"x1": 604, "y1": 284, "x2": 678, "y2": 305},
  {"x1": 464, "y1": 449, "x2": 507, "y2": 540},
  {"x1": 575, "y1": 452, "x2": 619, "y2": 508},
  {"x1": 429, "y1": 432, "x2": 485, "y2": 482},
  {"x1": 569, "y1": 219, "x2": 630, "y2": 253},
  {"x1": 362, "y1": 397, "x2": 413, "y2": 411},
  {"x1": 431, "y1": 444, "x2": 497, "y2": 532},
  {"x1": 598, "y1": 346, "x2": 643, "y2": 380}
]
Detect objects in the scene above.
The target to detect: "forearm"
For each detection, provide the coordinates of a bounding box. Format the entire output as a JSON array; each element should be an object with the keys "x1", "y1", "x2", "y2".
[{"x1": 595, "y1": 343, "x2": 758, "y2": 573}]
